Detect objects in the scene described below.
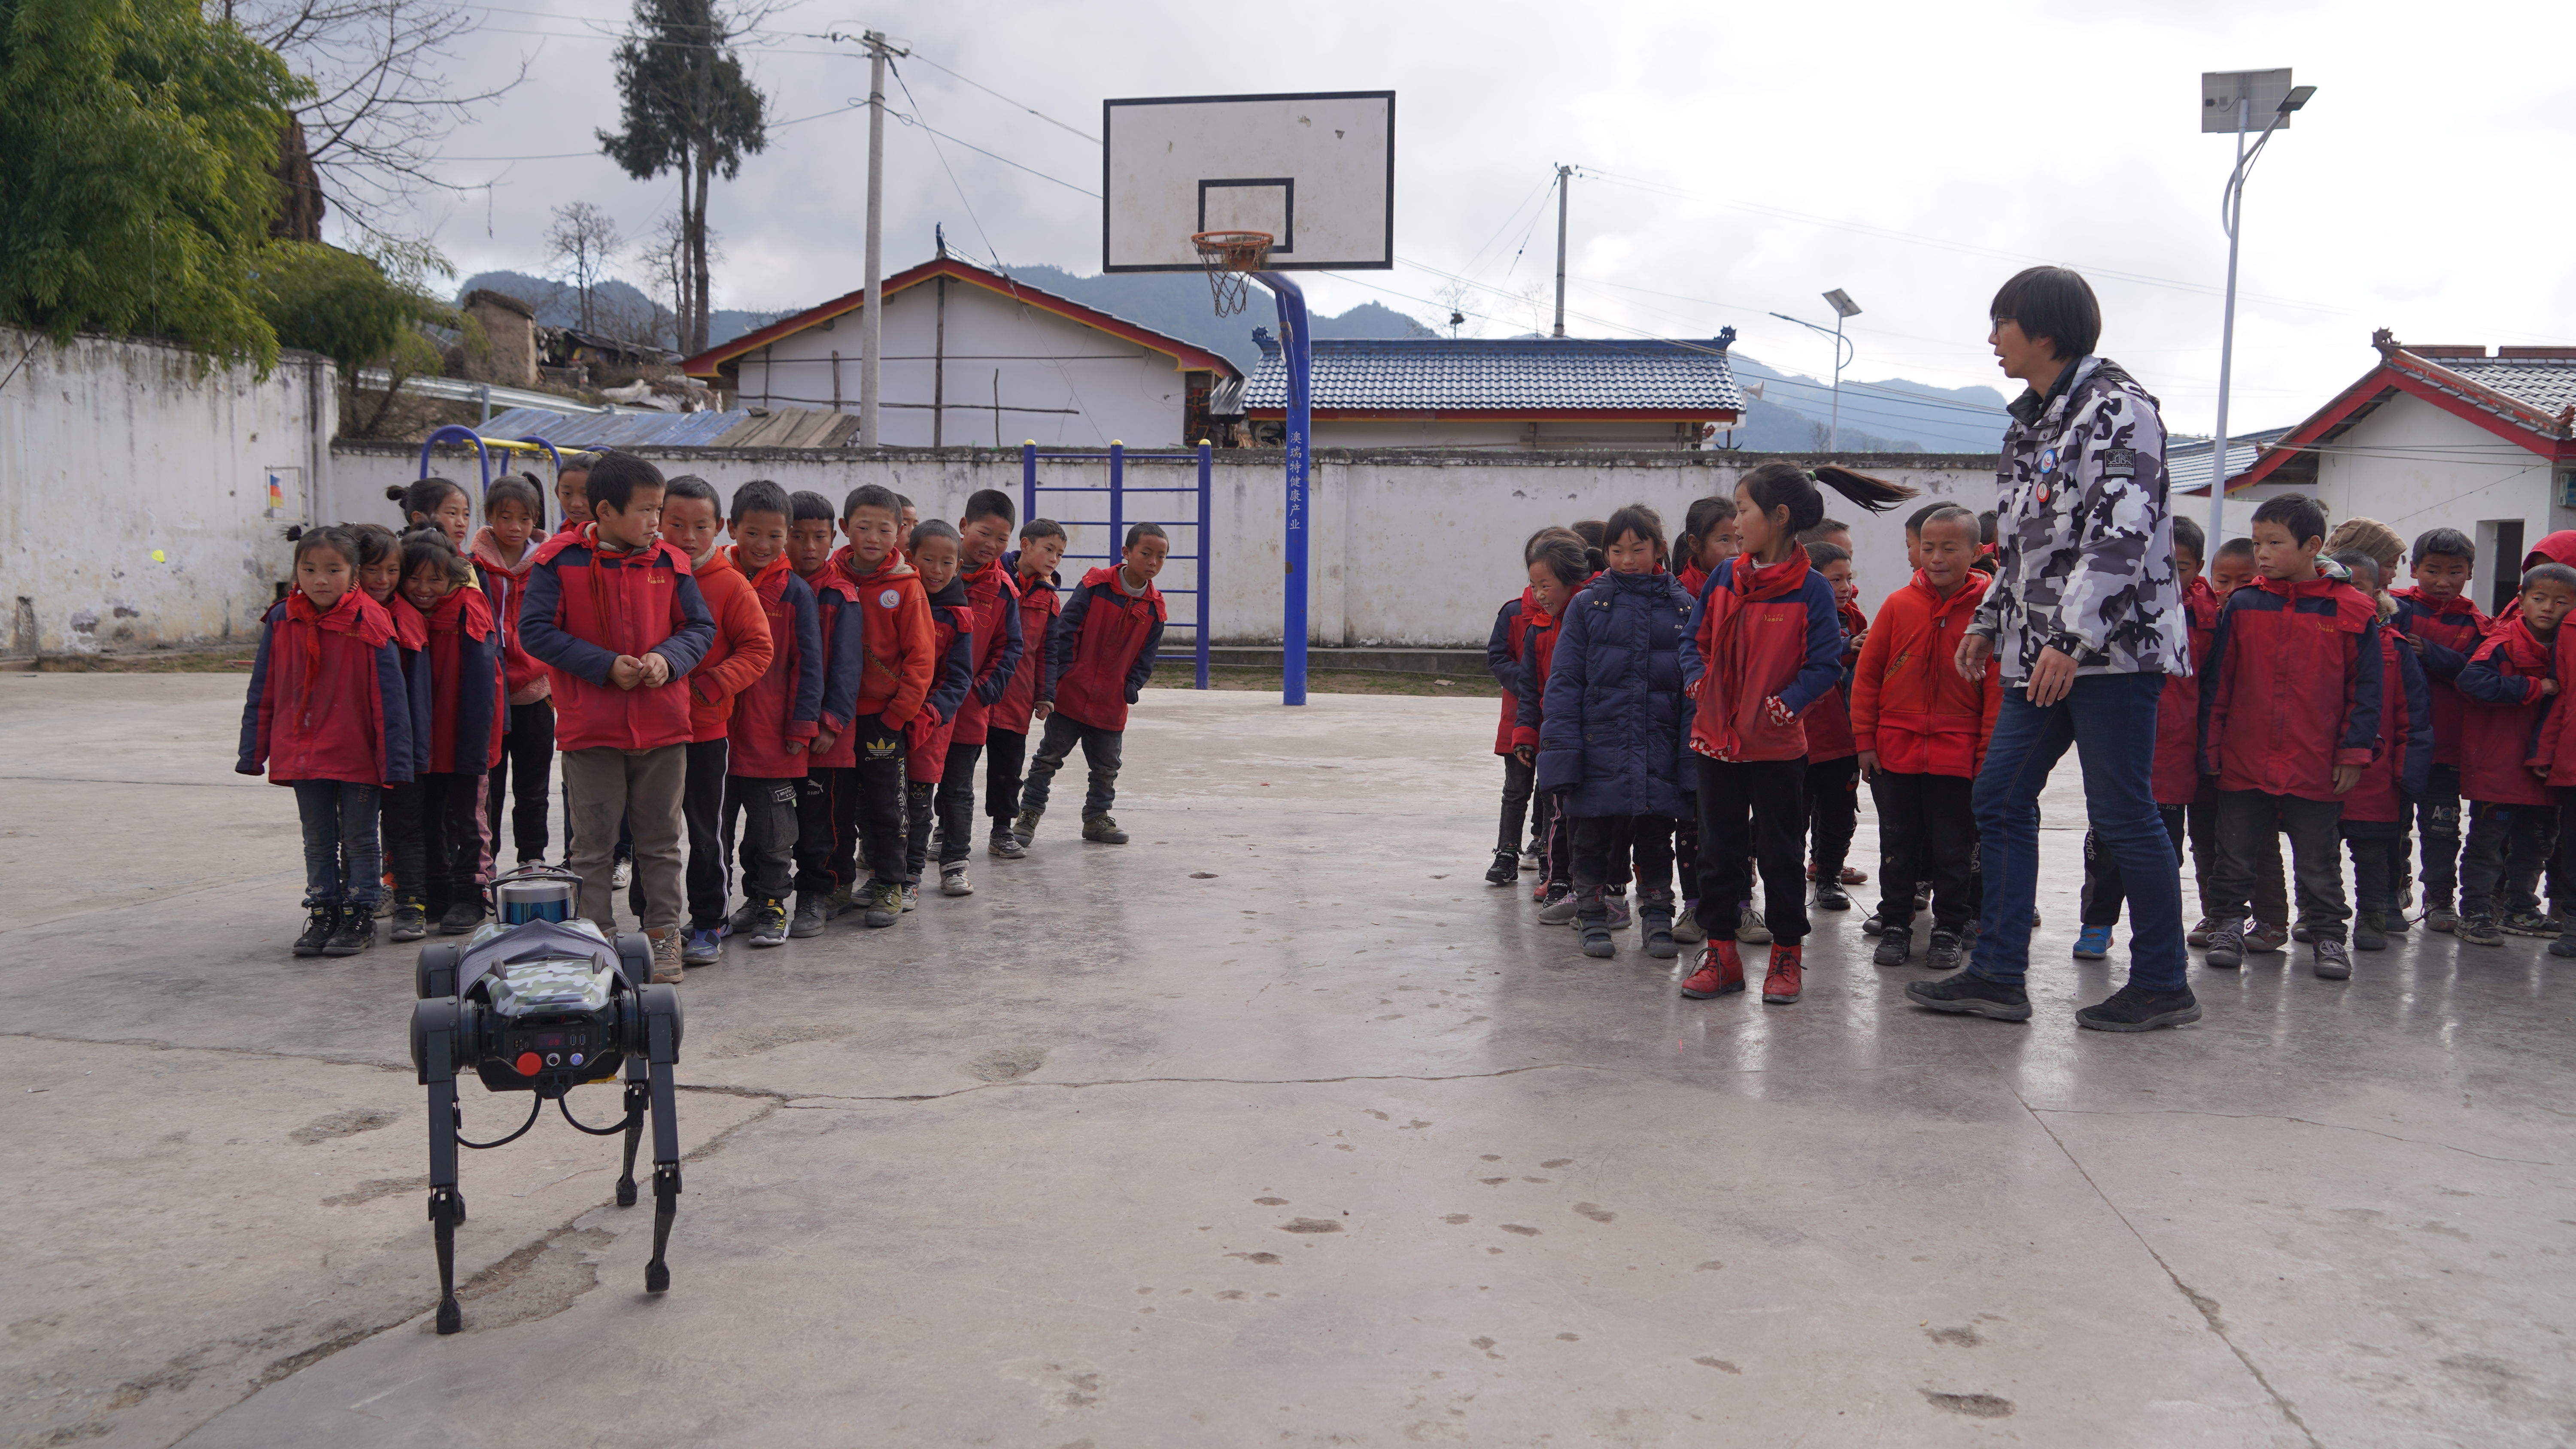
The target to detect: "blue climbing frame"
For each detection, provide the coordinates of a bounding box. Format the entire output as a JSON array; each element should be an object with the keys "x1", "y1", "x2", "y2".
[{"x1": 1021, "y1": 442, "x2": 1213, "y2": 690}]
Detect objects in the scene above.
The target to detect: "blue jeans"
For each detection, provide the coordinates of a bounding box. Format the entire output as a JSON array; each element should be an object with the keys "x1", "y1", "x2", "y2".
[
  {"x1": 1970, "y1": 671, "x2": 2187, "y2": 992},
  {"x1": 293, "y1": 779, "x2": 384, "y2": 909}
]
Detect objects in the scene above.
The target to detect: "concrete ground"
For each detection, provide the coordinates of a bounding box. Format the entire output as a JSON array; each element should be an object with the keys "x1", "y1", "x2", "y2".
[{"x1": 3, "y1": 674, "x2": 2571, "y2": 1449}]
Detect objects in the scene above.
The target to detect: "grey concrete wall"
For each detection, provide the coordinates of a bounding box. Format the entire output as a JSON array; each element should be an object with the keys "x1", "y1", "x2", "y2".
[
  {"x1": 2, "y1": 328, "x2": 337, "y2": 655},
  {"x1": 328, "y1": 441, "x2": 2007, "y2": 646}
]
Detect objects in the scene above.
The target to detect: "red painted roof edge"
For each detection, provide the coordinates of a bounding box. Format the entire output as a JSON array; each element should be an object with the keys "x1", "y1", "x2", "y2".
[
  {"x1": 681, "y1": 256, "x2": 1238, "y2": 380},
  {"x1": 2234, "y1": 341, "x2": 2569, "y2": 492}
]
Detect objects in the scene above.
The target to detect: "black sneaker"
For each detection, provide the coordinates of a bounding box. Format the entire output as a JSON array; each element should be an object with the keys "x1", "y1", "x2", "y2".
[
  {"x1": 2457, "y1": 911, "x2": 2505, "y2": 947},
  {"x1": 2075, "y1": 982, "x2": 2202, "y2": 1032},
  {"x1": 1904, "y1": 971, "x2": 2032, "y2": 1022},
  {"x1": 2312, "y1": 938, "x2": 2352, "y2": 980},
  {"x1": 1579, "y1": 915, "x2": 1615, "y2": 959},
  {"x1": 2551, "y1": 931, "x2": 2576, "y2": 959},
  {"x1": 1081, "y1": 813, "x2": 1129, "y2": 844},
  {"x1": 2502, "y1": 909, "x2": 2558, "y2": 938},
  {"x1": 1925, "y1": 930, "x2": 1964, "y2": 973},
  {"x1": 1860, "y1": 909, "x2": 1888, "y2": 938},
  {"x1": 2203, "y1": 924, "x2": 2245, "y2": 969},
  {"x1": 1872, "y1": 935, "x2": 1911, "y2": 967},
  {"x1": 747, "y1": 897, "x2": 790, "y2": 948},
  {"x1": 790, "y1": 893, "x2": 826, "y2": 938},
  {"x1": 389, "y1": 898, "x2": 428, "y2": 943},
  {"x1": 1639, "y1": 894, "x2": 1679, "y2": 959},
  {"x1": 2292, "y1": 923, "x2": 2317, "y2": 943},
  {"x1": 729, "y1": 899, "x2": 762, "y2": 934},
  {"x1": 323, "y1": 904, "x2": 374, "y2": 957},
  {"x1": 438, "y1": 900, "x2": 484, "y2": 936},
  {"x1": 292, "y1": 904, "x2": 334, "y2": 957},
  {"x1": 2352, "y1": 912, "x2": 2388, "y2": 952},
  {"x1": 1485, "y1": 852, "x2": 1519, "y2": 885},
  {"x1": 1814, "y1": 883, "x2": 1851, "y2": 911}
]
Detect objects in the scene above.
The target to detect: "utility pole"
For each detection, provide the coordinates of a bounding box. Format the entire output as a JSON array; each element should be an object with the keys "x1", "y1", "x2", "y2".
[
  {"x1": 859, "y1": 30, "x2": 906, "y2": 446},
  {"x1": 1551, "y1": 164, "x2": 1571, "y2": 338},
  {"x1": 2208, "y1": 95, "x2": 2246, "y2": 548}
]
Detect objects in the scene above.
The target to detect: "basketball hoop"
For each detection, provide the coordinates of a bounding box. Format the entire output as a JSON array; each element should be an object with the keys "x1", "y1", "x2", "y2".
[{"x1": 1193, "y1": 230, "x2": 1272, "y2": 316}]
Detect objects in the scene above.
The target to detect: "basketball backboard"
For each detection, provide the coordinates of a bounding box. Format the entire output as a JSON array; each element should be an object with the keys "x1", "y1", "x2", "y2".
[{"x1": 1102, "y1": 91, "x2": 1394, "y2": 272}]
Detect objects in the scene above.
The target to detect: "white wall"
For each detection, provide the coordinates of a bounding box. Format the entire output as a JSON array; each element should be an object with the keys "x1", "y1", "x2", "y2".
[
  {"x1": 2312, "y1": 395, "x2": 2560, "y2": 611},
  {"x1": 1293, "y1": 417, "x2": 1710, "y2": 450},
  {"x1": 2, "y1": 328, "x2": 336, "y2": 656},
  {"x1": 731, "y1": 279, "x2": 1208, "y2": 449},
  {"x1": 331, "y1": 443, "x2": 2005, "y2": 646}
]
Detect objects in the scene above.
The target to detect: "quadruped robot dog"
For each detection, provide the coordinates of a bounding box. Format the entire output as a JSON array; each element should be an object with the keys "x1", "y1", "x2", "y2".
[{"x1": 408, "y1": 866, "x2": 684, "y2": 1334}]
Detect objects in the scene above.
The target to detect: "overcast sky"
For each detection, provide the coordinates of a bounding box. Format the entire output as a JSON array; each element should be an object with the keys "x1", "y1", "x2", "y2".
[{"x1": 376, "y1": 0, "x2": 2576, "y2": 438}]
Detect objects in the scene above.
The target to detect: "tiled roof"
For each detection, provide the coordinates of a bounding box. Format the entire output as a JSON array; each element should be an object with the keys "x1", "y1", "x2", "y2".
[
  {"x1": 470, "y1": 405, "x2": 859, "y2": 450},
  {"x1": 2166, "y1": 425, "x2": 2294, "y2": 493},
  {"x1": 2442, "y1": 357, "x2": 2576, "y2": 417},
  {"x1": 1243, "y1": 331, "x2": 1744, "y2": 416}
]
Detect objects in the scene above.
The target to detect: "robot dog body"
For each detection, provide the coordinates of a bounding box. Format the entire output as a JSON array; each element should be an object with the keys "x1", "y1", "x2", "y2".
[{"x1": 408, "y1": 867, "x2": 683, "y2": 1334}]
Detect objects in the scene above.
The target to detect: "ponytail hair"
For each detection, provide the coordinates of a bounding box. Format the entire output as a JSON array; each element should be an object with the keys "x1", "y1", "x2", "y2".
[
  {"x1": 386, "y1": 475, "x2": 468, "y2": 524},
  {"x1": 1738, "y1": 459, "x2": 1916, "y2": 536},
  {"x1": 1568, "y1": 518, "x2": 1608, "y2": 576},
  {"x1": 1527, "y1": 529, "x2": 1590, "y2": 591}
]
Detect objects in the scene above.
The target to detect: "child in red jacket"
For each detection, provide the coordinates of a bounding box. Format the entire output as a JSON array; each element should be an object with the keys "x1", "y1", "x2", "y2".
[
  {"x1": 1513, "y1": 531, "x2": 1589, "y2": 916},
  {"x1": 238, "y1": 527, "x2": 414, "y2": 957},
  {"x1": 2195, "y1": 535, "x2": 2291, "y2": 950},
  {"x1": 823, "y1": 483, "x2": 934, "y2": 928},
  {"x1": 2326, "y1": 549, "x2": 2434, "y2": 950},
  {"x1": 518, "y1": 454, "x2": 719, "y2": 982},
  {"x1": 719, "y1": 480, "x2": 820, "y2": 948},
  {"x1": 985, "y1": 518, "x2": 1067, "y2": 860},
  {"x1": 2452, "y1": 563, "x2": 2575, "y2": 945},
  {"x1": 2079, "y1": 515, "x2": 2219, "y2": 956},
  {"x1": 1024, "y1": 521, "x2": 1169, "y2": 846},
  {"x1": 395, "y1": 530, "x2": 503, "y2": 936},
  {"x1": 1680, "y1": 461, "x2": 1916, "y2": 1004},
  {"x1": 1851, "y1": 507, "x2": 2001, "y2": 972},
  {"x1": 901, "y1": 521, "x2": 979, "y2": 903},
  {"x1": 2196, "y1": 494, "x2": 2383, "y2": 979},
  {"x1": 661, "y1": 476, "x2": 773, "y2": 963},
  {"x1": 1801, "y1": 540, "x2": 1868, "y2": 913},
  {"x1": 787, "y1": 490, "x2": 863, "y2": 919},
  {"x1": 472, "y1": 474, "x2": 555, "y2": 870},
  {"x1": 1483, "y1": 527, "x2": 1567, "y2": 885},
  {"x1": 2391, "y1": 527, "x2": 2485, "y2": 931},
  {"x1": 933, "y1": 491, "x2": 1027, "y2": 897}
]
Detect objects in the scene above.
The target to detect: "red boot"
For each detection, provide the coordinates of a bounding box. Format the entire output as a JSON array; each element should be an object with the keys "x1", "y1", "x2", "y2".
[
  {"x1": 1762, "y1": 943, "x2": 1804, "y2": 1004},
  {"x1": 1680, "y1": 940, "x2": 1744, "y2": 999}
]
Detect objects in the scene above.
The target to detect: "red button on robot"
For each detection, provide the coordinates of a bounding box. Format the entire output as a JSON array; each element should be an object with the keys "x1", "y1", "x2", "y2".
[{"x1": 515, "y1": 1051, "x2": 543, "y2": 1076}]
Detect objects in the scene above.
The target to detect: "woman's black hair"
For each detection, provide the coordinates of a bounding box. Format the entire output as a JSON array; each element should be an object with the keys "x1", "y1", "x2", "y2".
[
  {"x1": 1738, "y1": 460, "x2": 1917, "y2": 537},
  {"x1": 1677, "y1": 495, "x2": 1738, "y2": 569},
  {"x1": 398, "y1": 526, "x2": 471, "y2": 587},
  {"x1": 1528, "y1": 530, "x2": 1589, "y2": 591},
  {"x1": 293, "y1": 525, "x2": 359, "y2": 570},
  {"x1": 1989, "y1": 265, "x2": 2102, "y2": 361},
  {"x1": 1805, "y1": 540, "x2": 1851, "y2": 569},
  {"x1": 484, "y1": 473, "x2": 544, "y2": 521},
  {"x1": 386, "y1": 475, "x2": 468, "y2": 522},
  {"x1": 1602, "y1": 503, "x2": 1669, "y2": 568}
]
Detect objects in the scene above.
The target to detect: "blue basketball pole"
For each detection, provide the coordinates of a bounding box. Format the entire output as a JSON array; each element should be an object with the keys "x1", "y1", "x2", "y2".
[{"x1": 1255, "y1": 272, "x2": 1311, "y2": 706}]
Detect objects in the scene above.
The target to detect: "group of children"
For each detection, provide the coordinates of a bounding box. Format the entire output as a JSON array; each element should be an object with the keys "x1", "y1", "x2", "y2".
[
  {"x1": 238, "y1": 452, "x2": 1170, "y2": 982},
  {"x1": 1484, "y1": 463, "x2": 2576, "y2": 1002}
]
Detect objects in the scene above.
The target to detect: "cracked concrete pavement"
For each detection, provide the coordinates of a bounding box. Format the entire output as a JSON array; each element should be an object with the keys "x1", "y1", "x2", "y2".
[{"x1": 3, "y1": 673, "x2": 2572, "y2": 1446}]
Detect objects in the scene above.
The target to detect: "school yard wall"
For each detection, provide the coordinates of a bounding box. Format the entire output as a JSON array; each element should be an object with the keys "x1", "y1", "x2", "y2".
[
  {"x1": 330, "y1": 441, "x2": 2004, "y2": 646},
  {"x1": 2, "y1": 327, "x2": 336, "y2": 658}
]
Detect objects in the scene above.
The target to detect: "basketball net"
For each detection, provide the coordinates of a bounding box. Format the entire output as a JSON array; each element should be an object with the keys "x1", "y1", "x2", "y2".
[{"x1": 1193, "y1": 230, "x2": 1272, "y2": 317}]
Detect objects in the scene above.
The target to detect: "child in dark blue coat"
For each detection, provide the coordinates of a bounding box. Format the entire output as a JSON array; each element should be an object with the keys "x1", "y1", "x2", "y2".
[{"x1": 1536, "y1": 505, "x2": 1696, "y2": 961}]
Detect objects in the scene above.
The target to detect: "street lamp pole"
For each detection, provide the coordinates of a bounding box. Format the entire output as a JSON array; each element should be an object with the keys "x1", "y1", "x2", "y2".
[
  {"x1": 2201, "y1": 70, "x2": 2314, "y2": 543},
  {"x1": 1770, "y1": 288, "x2": 1861, "y2": 453}
]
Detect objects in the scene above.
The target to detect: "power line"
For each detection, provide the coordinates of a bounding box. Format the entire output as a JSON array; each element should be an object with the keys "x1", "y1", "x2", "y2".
[{"x1": 898, "y1": 50, "x2": 1101, "y2": 144}]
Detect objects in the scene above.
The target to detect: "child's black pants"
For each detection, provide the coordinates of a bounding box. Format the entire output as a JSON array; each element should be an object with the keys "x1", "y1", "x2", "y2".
[
  {"x1": 416, "y1": 771, "x2": 483, "y2": 918},
  {"x1": 1807, "y1": 754, "x2": 1860, "y2": 879},
  {"x1": 2213, "y1": 789, "x2": 2348, "y2": 942},
  {"x1": 1024, "y1": 714, "x2": 1123, "y2": 818},
  {"x1": 936, "y1": 740, "x2": 983, "y2": 866},
  {"x1": 484, "y1": 698, "x2": 554, "y2": 864},
  {"x1": 727, "y1": 773, "x2": 800, "y2": 904},
  {"x1": 2342, "y1": 818, "x2": 2409, "y2": 918},
  {"x1": 2081, "y1": 803, "x2": 2196, "y2": 928},
  {"x1": 2415, "y1": 763, "x2": 2463, "y2": 909},
  {"x1": 984, "y1": 728, "x2": 1028, "y2": 828},
  {"x1": 847, "y1": 713, "x2": 908, "y2": 887},
  {"x1": 1496, "y1": 755, "x2": 1537, "y2": 858},
  {"x1": 1694, "y1": 756, "x2": 1809, "y2": 944},
  {"x1": 1569, "y1": 812, "x2": 1676, "y2": 918},
  {"x1": 1871, "y1": 770, "x2": 1977, "y2": 934},
  {"x1": 2461, "y1": 799, "x2": 2555, "y2": 917}
]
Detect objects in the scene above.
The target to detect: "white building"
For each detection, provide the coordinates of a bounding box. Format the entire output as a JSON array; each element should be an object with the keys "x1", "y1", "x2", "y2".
[
  {"x1": 682, "y1": 255, "x2": 1240, "y2": 449},
  {"x1": 1236, "y1": 330, "x2": 1746, "y2": 451},
  {"x1": 2232, "y1": 332, "x2": 2576, "y2": 614}
]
